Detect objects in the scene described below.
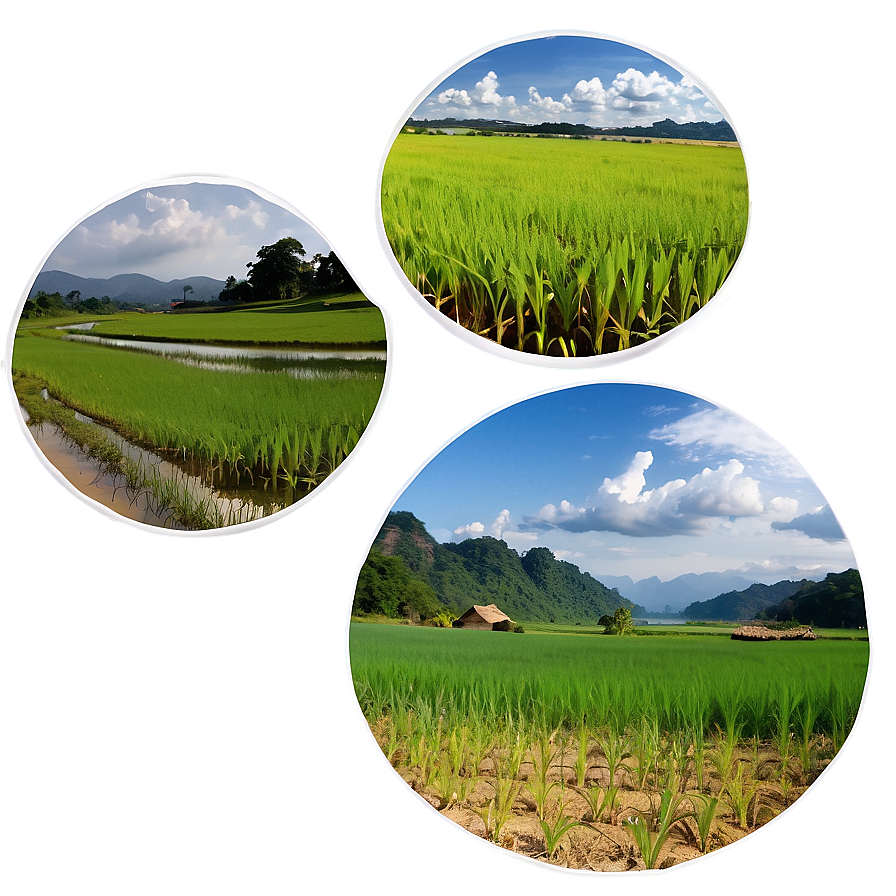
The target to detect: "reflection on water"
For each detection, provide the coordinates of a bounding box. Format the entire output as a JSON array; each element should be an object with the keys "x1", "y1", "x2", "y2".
[
  {"x1": 62, "y1": 331, "x2": 386, "y2": 359},
  {"x1": 21, "y1": 399, "x2": 287, "y2": 529}
]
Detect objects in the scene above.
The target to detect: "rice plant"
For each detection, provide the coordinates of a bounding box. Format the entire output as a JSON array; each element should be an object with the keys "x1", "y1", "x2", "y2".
[{"x1": 382, "y1": 135, "x2": 748, "y2": 356}]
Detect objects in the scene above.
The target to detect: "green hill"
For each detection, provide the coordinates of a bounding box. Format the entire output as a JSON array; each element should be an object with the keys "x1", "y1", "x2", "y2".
[
  {"x1": 355, "y1": 511, "x2": 638, "y2": 623},
  {"x1": 759, "y1": 569, "x2": 866, "y2": 629},
  {"x1": 682, "y1": 578, "x2": 815, "y2": 621}
]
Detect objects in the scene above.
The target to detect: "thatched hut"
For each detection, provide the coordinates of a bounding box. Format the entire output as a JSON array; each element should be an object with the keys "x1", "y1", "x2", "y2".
[
  {"x1": 452, "y1": 604, "x2": 514, "y2": 631},
  {"x1": 731, "y1": 624, "x2": 817, "y2": 641}
]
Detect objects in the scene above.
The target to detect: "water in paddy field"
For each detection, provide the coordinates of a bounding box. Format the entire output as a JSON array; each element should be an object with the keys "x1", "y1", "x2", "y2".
[
  {"x1": 60, "y1": 331, "x2": 385, "y2": 381},
  {"x1": 19, "y1": 403, "x2": 285, "y2": 530}
]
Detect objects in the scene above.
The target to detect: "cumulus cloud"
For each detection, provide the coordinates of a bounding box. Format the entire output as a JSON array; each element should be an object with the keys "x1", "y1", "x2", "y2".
[
  {"x1": 491, "y1": 509, "x2": 511, "y2": 538},
  {"x1": 570, "y1": 77, "x2": 608, "y2": 105},
  {"x1": 527, "y1": 85, "x2": 569, "y2": 114},
  {"x1": 772, "y1": 505, "x2": 846, "y2": 541},
  {"x1": 522, "y1": 452, "x2": 768, "y2": 537},
  {"x1": 224, "y1": 199, "x2": 269, "y2": 229},
  {"x1": 437, "y1": 87, "x2": 472, "y2": 106},
  {"x1": 421, "y1": 64, "x2": 721, "y2": 127},
  {"x1": 454, "y1": 509, "x2": 513, "y2": 540},
  {"x1": 476, "y1": 71, "x2": 511, "y2": 106},
  {"x1": 453, "y1": 521, "x2": 485, "y2": 536}
]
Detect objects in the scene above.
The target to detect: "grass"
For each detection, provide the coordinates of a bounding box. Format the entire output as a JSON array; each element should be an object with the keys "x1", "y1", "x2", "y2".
[
  {"x1": 12, "y1": 318, "x2": 385, "y2": 521},
  {"x1": 351, "y1": 623, "x2": 867, "y2": 870},
  {"x1": 83, "y1": 293, "x2": 386, "y2": 347},
  {"x1": 382, "y1": 135, "x2": 748, "y2": 356}
]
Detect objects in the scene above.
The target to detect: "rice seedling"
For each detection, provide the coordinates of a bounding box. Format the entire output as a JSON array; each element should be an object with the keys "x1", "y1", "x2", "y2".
[
  {"x1": 474, "y1": 774, "x2": 521, "y2": 844},
  {"x1": 688, "y1": 793, "x2": 722, "y2": 853},
  {"x1": 624, "y1": 787, "x2": 695, "y2": 870},
  {"x1": 539, "y1": 797, "x2": 584, "y2": 861},
  {"x1": 725, "y1": 763, "x2": 762, "y2": 830}
]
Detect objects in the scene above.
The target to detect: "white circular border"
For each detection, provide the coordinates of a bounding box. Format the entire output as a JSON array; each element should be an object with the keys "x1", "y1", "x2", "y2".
[
  {"x1": 374, "y1": 29, "x2": 753, "y2": 371},
  {"x1": 5, "y1": 174, "x2": 394, "y2": 539},
  {"x1": 343, "y1": 379, "x2": 875, "y2": 887}
]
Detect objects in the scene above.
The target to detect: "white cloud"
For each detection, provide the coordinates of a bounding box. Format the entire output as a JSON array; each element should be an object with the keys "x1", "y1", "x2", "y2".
[
  {"x1": 491, "y1": 509, "x2": 511, "y2": 538},
  {"x1": 527, "y1": 85, "x2": 569, "y2": 114},
  {"x1": 224, "y1": 199, "x2": 269, "y2": 229},
  {"x1": 570, "y1": 77, "x2": 608, "y2": 105},
  {"x1": 523, "y1": 452, "x2": 768, "y2": 537},
  {"x1": 437, "y1": 87, "x2": 472, "y2": 106},
  {"x1": 419, "y1": 66, "x2": 723, "y2": 128},
  {"x1": 453, "y1": 521, "x2": 485, "y2": 536},
  {"x1": 649, "y1": 408, "x2": 807, "y2": 478},
  {"x1": 476, "y1": 71, "x2": 508, "y2": 106}
]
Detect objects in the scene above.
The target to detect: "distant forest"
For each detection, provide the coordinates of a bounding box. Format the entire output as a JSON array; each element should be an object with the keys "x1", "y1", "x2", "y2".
[
  {"x1": 405, "y1": 117, "x2": 737, "y2": 142},
  {"x1": 354, "y1": 511, "x2": 641, "y2": 624}
]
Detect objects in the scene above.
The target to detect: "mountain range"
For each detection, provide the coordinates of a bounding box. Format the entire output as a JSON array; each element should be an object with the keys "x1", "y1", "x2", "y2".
[
  {"x1": 366, "y1": 511, "x2": 639, "y2": 623},
  {"x1": 595, "y1": 570, "x2": 827, "y2": 613},
  {"x1": 31, "y1": 270, "x2": 226, "y2": 305}
]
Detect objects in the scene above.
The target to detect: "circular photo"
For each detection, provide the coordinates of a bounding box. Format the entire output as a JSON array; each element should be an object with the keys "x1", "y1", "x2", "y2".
[
  {"x1": 10, "y1": 180, "x2": 387, "y2": 530},
  {"x1": 380, "y1": 34, "x2": 748, "y2": 359},
  {"x1": 350, "y1": 383, "x2": 867, "y2": 872}
]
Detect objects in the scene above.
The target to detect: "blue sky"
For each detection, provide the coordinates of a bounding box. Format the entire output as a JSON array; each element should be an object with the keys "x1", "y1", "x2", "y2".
[
  {"x1": 393, "y1": 384, "x2": 856, "y2": 583},
  {"x1": 414, "y1": 35, "x2": 724, "y2": 127},
  {"x1": 44, "y1": 182, "x2": 332, "y2": 281}
]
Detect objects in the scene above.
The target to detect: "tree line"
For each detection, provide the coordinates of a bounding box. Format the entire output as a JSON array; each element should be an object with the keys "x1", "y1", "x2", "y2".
[
  {"x1": 21, "y1": 290, "x2": 137, "y2": 319},
  {"x1": 218, "y1": 237, "x2": 357, "y2": 304}
]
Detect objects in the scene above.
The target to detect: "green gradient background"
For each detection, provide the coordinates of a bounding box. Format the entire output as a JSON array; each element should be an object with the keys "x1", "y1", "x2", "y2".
[{"x1": 0, "y1": 0, "x2": 896, "y2": 894}]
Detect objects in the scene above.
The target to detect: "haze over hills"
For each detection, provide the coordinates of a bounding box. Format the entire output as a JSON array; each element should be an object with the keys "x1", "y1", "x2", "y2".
[
  {"x1": 681, "y1": 579, "x2": 817, "y2": 621},
  {"x1": 597, "y1": 570, "x2": 828, "y2": 613},
  {"x1": 31, "y1": 270, "x2": 226, "y2": 305}
]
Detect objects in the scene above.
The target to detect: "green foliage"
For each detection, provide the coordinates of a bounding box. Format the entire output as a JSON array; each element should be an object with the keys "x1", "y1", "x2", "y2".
[
  {"x1": 763, "y1": 569, "x2": 866, "y2": 628},
  {"x1": 353, "y1": 549, "x2": 441, "y2": 620},
  {"x1": 604, "y1": 606, "x2": 635, "y2": 635},
  {"x1": 371, "y1": 512, "x2": 633, "y2": 623},
  {"x1": 246, "y1": 237, "x2": 309, "y2": 302}
]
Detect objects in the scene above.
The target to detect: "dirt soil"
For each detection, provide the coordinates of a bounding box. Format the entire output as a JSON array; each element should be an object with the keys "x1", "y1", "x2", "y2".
[{"x1": 376, "y1": 728, "x2": 826, "y2": 872}]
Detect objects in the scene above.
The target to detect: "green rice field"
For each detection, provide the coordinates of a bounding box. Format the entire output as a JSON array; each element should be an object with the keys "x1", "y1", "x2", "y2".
[
  {"x1": 87, "y1": 293, "x2": 386, "y2": 346},
  {"x1": 382, "y1": 135, "x2": 748, "y2": 356},
  {"x1": 12, "y1": 298, "x2": 386, "y2": 527},
  {"x1": 350, "y1": 623, "x2": 867, "y2": 870}
]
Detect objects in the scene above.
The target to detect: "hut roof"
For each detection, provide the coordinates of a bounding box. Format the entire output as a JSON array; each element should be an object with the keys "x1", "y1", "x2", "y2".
[{"x1": 463, "y1": 604, "x2": 513, "y2": 624}]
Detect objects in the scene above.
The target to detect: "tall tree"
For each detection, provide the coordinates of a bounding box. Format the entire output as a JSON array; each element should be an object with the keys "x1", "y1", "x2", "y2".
[
  {"x1": 246, "y1": 237, "x2": 307, "y2": 302},
  {"x1": 182, "y1": 284, "x2": 194, "y2": 302},
  {"x1": 314, "y1": 250, "x2": 357, "y2": 293}
]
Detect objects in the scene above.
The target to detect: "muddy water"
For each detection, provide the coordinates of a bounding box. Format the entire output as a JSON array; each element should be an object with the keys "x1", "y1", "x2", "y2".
[
  {"x1": 23, "y1": 415, "x2": 180, "y2": 528},
  {"x1": 20, "y1": 404, "x2": 283, "y2": 529}
]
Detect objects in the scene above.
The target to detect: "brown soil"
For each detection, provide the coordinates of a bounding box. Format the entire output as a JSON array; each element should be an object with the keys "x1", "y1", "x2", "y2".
[{"x1": 371, "y1": 723, "x2": 828, "y2": 872}]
